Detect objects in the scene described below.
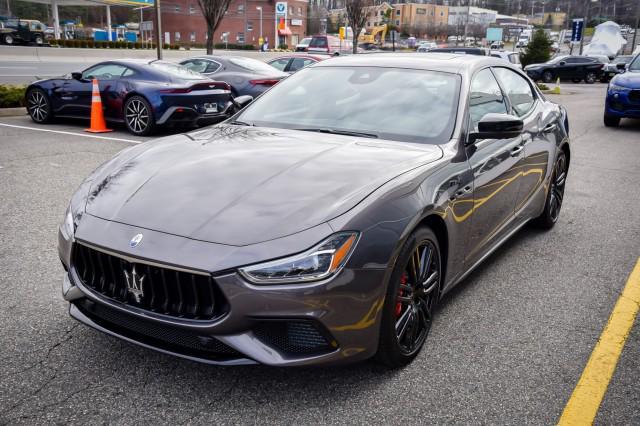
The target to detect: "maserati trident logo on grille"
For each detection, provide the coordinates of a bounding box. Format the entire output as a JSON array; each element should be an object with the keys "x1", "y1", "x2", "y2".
[
  {"x1": 129, "y1": 233, "x2": 143, "y2": 248},
  {"x1": 124, "y1": 265, "x2": 145, "y2": 303}
]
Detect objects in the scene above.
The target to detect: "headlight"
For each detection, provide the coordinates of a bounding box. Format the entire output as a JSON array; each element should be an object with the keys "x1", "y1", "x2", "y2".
[
  {"x1": 238, "y1": 232, "x2": 359, "y2": 284},
  {"x1": 609, "y1": 84, "x2": 631, "y2": 93},
  {"x1": 60, "y1": 207, "x2": 76, "y2": 242}
]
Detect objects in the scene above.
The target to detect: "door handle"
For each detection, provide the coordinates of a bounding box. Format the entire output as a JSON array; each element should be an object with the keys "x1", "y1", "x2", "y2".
[{"x1": 510, "y1": 145, "x2": 524, "y2": 157}]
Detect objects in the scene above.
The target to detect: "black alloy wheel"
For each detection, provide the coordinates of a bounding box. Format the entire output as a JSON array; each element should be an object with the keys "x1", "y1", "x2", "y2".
[
  {"x1": 542, "y1": 71, "x2": 554, "y2": 83},
  {"x1": 27, "y1": 88, "x2": 52, "y2": 123},
  {"x1": 585, "y1": 72, "x2": 597, "y2": 84},
  {"x1": 376, "y1": 227, "x2": 441, "y2": 368},
  {"x1": 124, "y1": 96, "x2": 155, "y2": 136},
  {"x1": 534, "y1": 151, "x2": 568, "y2": 229}
]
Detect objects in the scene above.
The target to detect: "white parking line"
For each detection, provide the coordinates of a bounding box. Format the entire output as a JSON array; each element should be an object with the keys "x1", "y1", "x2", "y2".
[{"x1": 0, "y1": 123, "x2": 141, "y2": 144}]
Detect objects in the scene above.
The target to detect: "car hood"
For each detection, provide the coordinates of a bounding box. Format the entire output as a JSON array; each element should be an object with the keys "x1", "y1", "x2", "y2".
[
  {"x1": 611, "y1": 71, "x2": 640, "y2": 87},
  {"x1": 85, "y1": 125, "x2": 443, "y2": 246},
  {"x1": 524, "y1": 63, "x2": 545, "y2": 70}
]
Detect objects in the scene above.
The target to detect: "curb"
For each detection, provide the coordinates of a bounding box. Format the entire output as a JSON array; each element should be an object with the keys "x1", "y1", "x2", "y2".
[{"x1": 0, "y1": 107, "x2": 27, "y2": 117}]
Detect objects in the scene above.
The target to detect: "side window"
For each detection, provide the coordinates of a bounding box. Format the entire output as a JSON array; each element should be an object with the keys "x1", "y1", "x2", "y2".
[
  {"x1": 82, "y1": 64, "x2": 127, "y2": 80},
  {"x1": 269, "y1": 58, "x2": 291, "y2": 71},
  {"x1": 122, "y1": 68, "x2": 135, "y2": 77},
  {"x1": 469, "y1": 68, "x2": 508, "y2": 130},
  {"x1": 289, "y1": 58, "x2": 314, "y2": 72},
  {"x1": 181, "y1": 59, "x2": 208, "y2": 73},
  {"x1": 205, "y1": 61, "x2": 221, "y2": 73},
  {"x1": 493, "y1": 67, "x2": 535, "y2": 117},
  {"x1": 565, "y1": 57, "x2": 579, "y2": 64}
]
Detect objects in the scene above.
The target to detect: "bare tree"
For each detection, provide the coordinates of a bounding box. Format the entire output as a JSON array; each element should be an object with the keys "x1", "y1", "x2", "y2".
[
  {"x1": 197, "y1": 0, "x2": 233, "y2": 54},
  {"x1": 345, "y1": 0, "x2": 374, "y2": 54}
]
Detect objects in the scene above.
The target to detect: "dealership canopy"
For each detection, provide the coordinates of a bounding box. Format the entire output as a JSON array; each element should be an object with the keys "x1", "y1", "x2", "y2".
[{"x1": 23, "y1": 0, "x2": 154, "y2": 40}]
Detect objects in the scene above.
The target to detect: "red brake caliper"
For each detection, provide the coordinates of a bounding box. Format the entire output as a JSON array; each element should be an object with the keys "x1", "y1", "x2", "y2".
[{"x1": 396, "y1": 272, "x2": 408, "y2": 317}]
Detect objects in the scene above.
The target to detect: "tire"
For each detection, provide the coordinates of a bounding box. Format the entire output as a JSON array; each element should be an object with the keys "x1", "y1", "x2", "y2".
[
  {"x1": 533, "y1": 150, "x2": 568, "y2": 229},
  {"x1": 585, "y1": 72, "x2": 597, "y2": 84},
  {"x1": 3, "y1": 34, "x2": 14, "y2": 45},
  {"x1": 604, "y1": 113, "x2": 620, "y2": 127},
  {"x1": 34, "y1": 35, "x2": 43, "y2": 45},
  {"x1": 542, "y1": 71, "x2": 554, "y2": 83},
  {"x1": 571, "y1": 77, "x2": 582, "y2": 83},
  {"x1": 26, "y1": 88, "x2": 53, "y2": 123},
  {"x1": 124, "y1": 95, "x2": 156, "y2": 136},
  {"x1": 375, "y1": 226, "x2": 441, "y2": 368}
]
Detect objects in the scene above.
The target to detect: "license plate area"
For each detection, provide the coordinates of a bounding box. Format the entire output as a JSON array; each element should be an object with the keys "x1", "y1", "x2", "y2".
[{"x1": 203, "y1": 103, "x2": 218, "y2": 113}]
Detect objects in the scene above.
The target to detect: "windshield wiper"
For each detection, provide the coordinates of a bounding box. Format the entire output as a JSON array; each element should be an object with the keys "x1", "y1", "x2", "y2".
[
  {"x1": 229, "y1": 120, "x2": 254, "y2": 126},
  {"x1": 295, "y1": 128, "x2": 378, "y2": 139}
]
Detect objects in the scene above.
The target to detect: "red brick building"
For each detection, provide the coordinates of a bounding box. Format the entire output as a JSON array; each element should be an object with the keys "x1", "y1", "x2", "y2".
[{"x1": 145, "y1": 0, "x2": 309, "y2": 49}]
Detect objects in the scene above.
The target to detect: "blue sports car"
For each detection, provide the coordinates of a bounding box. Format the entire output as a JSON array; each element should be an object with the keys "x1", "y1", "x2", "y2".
[
  {"x1": 25, "y1": 59, "x2": 243, "y2": 135},
  {"x1": 604, "y1": 54, "x2": 640, "y2": 127}
]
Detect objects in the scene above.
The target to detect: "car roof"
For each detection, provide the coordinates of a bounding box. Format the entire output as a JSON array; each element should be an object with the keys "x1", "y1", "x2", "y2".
[
  {"x1": 313, "y1": 53, "x2": 510, "y2": 74},
  {"x1": 270, "y1": 53, "x2": 330, "y2": 61}
]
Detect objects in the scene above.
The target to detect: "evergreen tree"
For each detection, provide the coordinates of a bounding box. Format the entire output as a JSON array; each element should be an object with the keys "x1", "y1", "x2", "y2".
[{"x1": 520, "y1": 28, "x2": 552, "y2": 67}]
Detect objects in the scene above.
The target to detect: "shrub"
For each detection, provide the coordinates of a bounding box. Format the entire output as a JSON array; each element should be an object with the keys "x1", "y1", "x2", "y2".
[
  {"x1": 0, "y1": 85, "x2": 27, "y2": 108},
  {"x1": 278, "y1": 44, "x2": 288, "y2": 49},
  {"x1": 520, "y1": 29, "x2": 552, "y2": 67}
]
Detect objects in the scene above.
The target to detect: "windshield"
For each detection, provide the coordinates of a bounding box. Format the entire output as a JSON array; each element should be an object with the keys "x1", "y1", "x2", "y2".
[
  {"x1": 616, "y1": 56, "x2": 633, "y2": 64},
  {"x1": 150, "y1": 61, "x2": 205, "y2": 80},
  {"x1": 236, "y1": 66, "x2": 460, "y2": 144},
  {"x1": 229, "y1": 57, "x2": 279, "y2": 73},
  {"x1": 299, "y1": 37, "x2": 311, "y2": 46},
  {"x1": 629, "y1": 55, "x2": 640, "y2": 71}
]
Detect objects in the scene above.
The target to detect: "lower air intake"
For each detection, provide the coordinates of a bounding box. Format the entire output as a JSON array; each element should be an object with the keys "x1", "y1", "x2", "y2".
[{"x1": 253, "y1": 320, "x2": 336, "y2": 356}]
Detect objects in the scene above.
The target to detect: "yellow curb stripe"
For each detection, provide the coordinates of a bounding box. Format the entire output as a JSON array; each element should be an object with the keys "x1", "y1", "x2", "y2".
[{"x1": 558, "y1": 258, "x2": 640, "y2": 425}]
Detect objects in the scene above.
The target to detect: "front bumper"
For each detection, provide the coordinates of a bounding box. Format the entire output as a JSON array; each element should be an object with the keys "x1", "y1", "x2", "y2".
[
  {"x1": 60, "y1": 218, "x2": 388, "y2": 366},
  {"x1": 605, "y1": 91, "x2": 640, "y2": 118}
]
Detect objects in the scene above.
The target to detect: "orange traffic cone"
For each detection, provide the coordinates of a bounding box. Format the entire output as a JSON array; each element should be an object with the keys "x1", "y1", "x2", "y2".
[{"x1": 85, "y1": 79, "x2": 112, "y2": 133}]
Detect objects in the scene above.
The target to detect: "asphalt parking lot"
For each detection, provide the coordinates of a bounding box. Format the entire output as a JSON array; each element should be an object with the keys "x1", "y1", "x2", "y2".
[{"x1": 1, "y1": 83, "x2": 639, "y2": 424}]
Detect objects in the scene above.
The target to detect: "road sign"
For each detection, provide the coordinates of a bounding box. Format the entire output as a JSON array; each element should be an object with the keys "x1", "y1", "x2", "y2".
[
  {"x1": 486, "y1": 27, "x2": 503, "y2": 42},
  {"x1": 571, "y1": 19, "x2": 584, "y2": 42},
  {"x1": 140, "y1": 21, "x2": 153, "y2": 31}
]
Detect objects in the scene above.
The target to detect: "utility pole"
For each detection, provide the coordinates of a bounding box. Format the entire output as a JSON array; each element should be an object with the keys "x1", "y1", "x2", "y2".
[
  {"x1": 463, "y1": 0, "x2": 470, "y2": 47},
  {"x1": 579, "y1": 0, "x2": 601, "y2": 56},
  {"x1": 632, "y1": 0, "x2": 640, "y2": 55},
  {"x1": 154, "y1": 0, "x2": 162, "y2": 59}
]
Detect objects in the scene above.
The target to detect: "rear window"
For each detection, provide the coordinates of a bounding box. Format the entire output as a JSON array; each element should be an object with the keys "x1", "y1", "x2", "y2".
[
  {"x1": 309, "y1": 36, "x2": 328, "y2": 48},
  {"x1": 228, "y1": 57, "x2": 279, "y2": 73},
  {"x1": 150, "y1": 61, "x2": 205, "y2": 80}
]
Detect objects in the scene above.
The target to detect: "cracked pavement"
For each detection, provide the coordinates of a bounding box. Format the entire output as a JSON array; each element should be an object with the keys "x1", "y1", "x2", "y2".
[{"x1": 1, "y1": 84, "x2": 640, "y2": 424}]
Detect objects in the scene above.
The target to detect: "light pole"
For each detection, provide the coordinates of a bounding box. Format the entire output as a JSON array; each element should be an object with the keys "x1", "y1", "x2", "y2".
[
  {"x1": 256, "y1": 6, "x2": 263, "y2": 48},
  {"x1": 579, "y1": 0, "x2": 597, "y2": 55}
]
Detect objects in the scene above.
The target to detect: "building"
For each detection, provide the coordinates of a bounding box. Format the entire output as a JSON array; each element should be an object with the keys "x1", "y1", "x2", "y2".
[
  {"x1": 144, "y1": 0, "x2": 308, "y2": 48},
  {"x1": 447, "y1": 6, "x2": 497, "y2": 27},
  {"x1": 392, "y1": 3, "x2": 448, "y2": 37},
  {"x1": 529, "y1": 12, "x2": 566, "y2": 29}
]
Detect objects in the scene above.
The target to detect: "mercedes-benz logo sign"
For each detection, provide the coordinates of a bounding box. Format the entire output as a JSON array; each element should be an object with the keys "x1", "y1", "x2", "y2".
[{"x1": 129, "y1": 233, "x2": 143, "y2": 248}]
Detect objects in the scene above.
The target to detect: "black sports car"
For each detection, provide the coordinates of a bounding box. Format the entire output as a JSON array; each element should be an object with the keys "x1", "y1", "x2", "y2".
[
  {"x1": 179, "y1": 56, "x2": 288, "y2": 97},
  {"x1": 59, "y1": 54, "x2": 571, "y2": 368},
  {"x1": 524, "y1": 55, "x2": 605, "y2": 84},
  {"x1": 25, "y1": 59, "x2": 243, "y2": 135}
]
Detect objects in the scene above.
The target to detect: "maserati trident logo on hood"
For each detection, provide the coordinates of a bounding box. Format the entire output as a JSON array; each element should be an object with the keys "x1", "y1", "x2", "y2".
[
  {"x1": 124, "y1": 265, "x2": 145, "y2": 303},
  {"x1": 129, "y1": 233, "x2": 143, "y2": 248}
]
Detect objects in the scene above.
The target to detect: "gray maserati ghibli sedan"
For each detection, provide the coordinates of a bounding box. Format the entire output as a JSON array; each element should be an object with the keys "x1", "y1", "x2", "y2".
[{"x1": 59, "y1": 54, "x2": 570, "y2": 368}]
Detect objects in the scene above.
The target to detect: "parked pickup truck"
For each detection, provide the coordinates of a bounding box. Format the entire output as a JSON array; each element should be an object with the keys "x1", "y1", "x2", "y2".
[{"x1": 0, "y1": 19, "x2": 46, "y2": 45}]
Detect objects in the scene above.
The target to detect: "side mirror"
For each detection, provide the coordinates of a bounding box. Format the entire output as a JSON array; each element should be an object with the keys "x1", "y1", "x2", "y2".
[
  {"x1": 468, "y1": 113, "x2": 524, "y2": 144},
  {"x1": 616, "y1": 63, "x2": 627, "y2": 71},
  {"x1": 71, "y1": 72, "x2": 83, "y2": 80},
  {"x1": 559, "y1": 61, "x2": 566, "y2": 66},
  {"x1": 233, "y1": 95, "x2": 253, "y2": 109}
]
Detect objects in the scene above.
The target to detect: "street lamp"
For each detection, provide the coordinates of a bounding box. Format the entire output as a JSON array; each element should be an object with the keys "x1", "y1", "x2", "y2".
[
  {"x1": 579, "y1": 0, "x2": 598, "y2": 55},
  {"x1": 256, "y1": 6, "x2": 263, "y2": 49}
]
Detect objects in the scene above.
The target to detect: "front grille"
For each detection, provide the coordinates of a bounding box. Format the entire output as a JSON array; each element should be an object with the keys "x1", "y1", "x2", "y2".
[
  {"x1": 72, "y1": 244, "x2": 227, "y2": 320},
  {"x1": 629, "y1": 90, "x2": 640, "y2": 103},
  {"x1": 75, "y1": 299, "x2": 241, "y2": 361},
  {"x1": 253, "y1": 321, "x2": 336, "y2": 356}
]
